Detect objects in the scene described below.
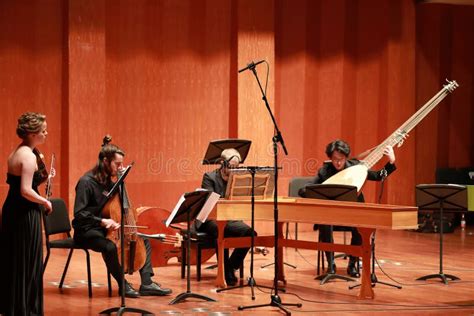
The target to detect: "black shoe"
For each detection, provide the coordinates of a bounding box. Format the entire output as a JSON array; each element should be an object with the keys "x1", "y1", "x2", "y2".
[
  {"x1": 225, "y1": 269, "x2": 238, "y2": 286},
  {"x1": 326, "y1": 263, "x2": 336, "y2": 274},
  {"x1": 119, "y1": 282, "x2": 140, "y2": 298},
  {"x1": 347, "y1": 265, "x2": 360, "y2": 278},
  {"x1": 139, "y1": 282, "x2": 172, "y2": 296}
]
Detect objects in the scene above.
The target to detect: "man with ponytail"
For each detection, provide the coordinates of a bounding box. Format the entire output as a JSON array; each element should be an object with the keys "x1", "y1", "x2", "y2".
[{"x1": 72, "y1": 135, "x2": 172, "y2": 298}]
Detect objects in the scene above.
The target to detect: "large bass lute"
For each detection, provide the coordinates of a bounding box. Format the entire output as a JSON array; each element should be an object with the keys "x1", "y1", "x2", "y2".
[{"x1": 323, "y1": 80, "x2": 459, "y2": 191}]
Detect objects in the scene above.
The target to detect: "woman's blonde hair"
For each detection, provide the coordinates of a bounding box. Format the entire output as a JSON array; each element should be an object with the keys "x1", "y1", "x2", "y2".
[{"x1": 16, "y1": 112, "x2": 46, "y2": 139}]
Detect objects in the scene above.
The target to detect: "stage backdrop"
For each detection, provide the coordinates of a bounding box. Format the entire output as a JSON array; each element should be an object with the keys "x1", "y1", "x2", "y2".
[{"x1": 1, "y1": 0, "x2": 473, "y2": 234}]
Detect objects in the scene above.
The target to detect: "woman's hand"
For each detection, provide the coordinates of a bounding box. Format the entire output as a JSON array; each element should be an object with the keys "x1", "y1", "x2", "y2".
[
  {"x1": 101, "y1": 218, "x2": 120, "y2": 230},
  {"x1": 43, "y1": 200, "x2": 52, "y2": 215},
  {"x1": 384, "y1": 145, "x2": 396, "y2": 164}
]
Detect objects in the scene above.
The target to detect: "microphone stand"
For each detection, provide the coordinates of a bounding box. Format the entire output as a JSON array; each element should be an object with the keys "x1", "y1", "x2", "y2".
[
  {"x1": 237, "y1": 62, "x2": 301, "y2": 315},
  {"x1": 349, "y1": 169, "x2": 401, "y2": 291}
]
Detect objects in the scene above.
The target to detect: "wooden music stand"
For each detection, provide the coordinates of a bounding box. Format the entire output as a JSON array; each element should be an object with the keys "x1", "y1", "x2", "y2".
[
  {"x1": 415, "y1": 184, "x2": 467, "y2": 284},
  {"x1": 304, "y1": 184, "x2": 358, "y2": 285},
  {"x1": 217, "y1": 166, "x2": 276, "y2": 299},
  {"x1": 225, "y1": 171, "x2": 273, "y2": 200}
]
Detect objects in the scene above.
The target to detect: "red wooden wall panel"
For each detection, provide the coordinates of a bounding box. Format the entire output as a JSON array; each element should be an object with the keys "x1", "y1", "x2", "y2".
[
  {"x1": 0, "y1": 0, "x2": 64, "y2": 204},
  {"x1": 275, "y1": 0, "x2": 417, "y2": 205},
  {"x1": 416, "y1": 4, "x2": 474, "y2": 185},
  {"x1": 0, "y1": 1, "x2": 473, "y2": 232}
]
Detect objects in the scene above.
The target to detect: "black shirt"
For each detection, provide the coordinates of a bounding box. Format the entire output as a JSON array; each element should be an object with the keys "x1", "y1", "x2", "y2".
[
  {"x1": 299, "y1": 159, "x2": 396, "y2": 202},
  {"x1": 202, "y1": 169, "x2": 227, "y2": 197},
  {"x1": 72, "y1": 171, "x2": 112, "y2": 234}
]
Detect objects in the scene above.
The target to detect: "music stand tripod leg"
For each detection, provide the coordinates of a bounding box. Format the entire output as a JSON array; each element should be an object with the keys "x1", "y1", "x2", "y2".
[
  {"x1": 170, "y1": 205, "x2": 216, "y2": 304},
  {"x1": 315, "y1": 226, "x2": 354, "y2": 285},
  {"x1": 416, "y1": 194, "x2": 461, "y2": 285},
  {"x1": 216, "y1": 167, "x2": 274, "y2": 299},
  {"x1": 415, "y1": 185, "x2": 465, "y2": 284},
  {"x1": 99, "y1": 170, "x2": 154, "y2": 316}
]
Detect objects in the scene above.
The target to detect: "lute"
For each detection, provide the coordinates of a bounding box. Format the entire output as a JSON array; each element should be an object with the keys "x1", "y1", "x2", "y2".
[{"x1": 323, "y1": 80, "x2": 459, "y2": 192}]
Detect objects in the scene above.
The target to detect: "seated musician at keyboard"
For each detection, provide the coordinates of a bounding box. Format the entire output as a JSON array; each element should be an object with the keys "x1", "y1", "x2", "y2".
[
  {"x1": 299, "y1": 139, "x2": 396, "y2": 277},
  {"x1": 196, "y1": 148, "x2": 257, "y2": 286}
]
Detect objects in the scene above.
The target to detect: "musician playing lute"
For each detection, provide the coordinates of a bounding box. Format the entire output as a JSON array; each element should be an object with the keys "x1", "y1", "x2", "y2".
[{"x1": 299, "y1": 140, "x2": 396, "y2": 278}]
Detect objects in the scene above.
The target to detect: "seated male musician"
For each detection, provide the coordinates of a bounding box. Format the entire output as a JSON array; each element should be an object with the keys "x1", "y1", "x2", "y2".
[
  {"x1": 196, "y1": 148, "x2": 257, "y2": 286},
  {"x1": 299, "y1": 139, "x2": 396, "y2": 277},
  {"x1": 72, "y1": 136, "x2": 172, "y2": 298}
]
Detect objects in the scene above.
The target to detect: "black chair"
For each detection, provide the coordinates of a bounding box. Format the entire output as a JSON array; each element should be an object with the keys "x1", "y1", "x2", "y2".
[
  {"x1": 43, "y1": 198, "x2": 111, "y2": 298},
  {"x1": 180, "y1": 227, "x2": 244, "y2": 282}
]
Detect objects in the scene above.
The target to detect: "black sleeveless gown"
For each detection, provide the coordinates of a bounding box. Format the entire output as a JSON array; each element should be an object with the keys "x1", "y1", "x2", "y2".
[{"x1": 0, "y1": 172, "x2": 44, "y2": 316}]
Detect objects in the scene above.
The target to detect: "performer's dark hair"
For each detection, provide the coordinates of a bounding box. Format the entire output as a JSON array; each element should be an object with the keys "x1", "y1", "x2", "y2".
[
  {"x1": 325, "y1": 139, "x2": 350, "y2": 158},
  {"x1": 92, "y1": 135, "x2": 125, "y2": 185}
]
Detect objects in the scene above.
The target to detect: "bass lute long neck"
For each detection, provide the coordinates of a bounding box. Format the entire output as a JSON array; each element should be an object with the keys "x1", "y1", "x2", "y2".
[
  {"x1": 323, "y1": 80, "x2": 459, "y2": 192},
  {"x1": 362, "y1": 80, "x2": 458, "y2": 169}
]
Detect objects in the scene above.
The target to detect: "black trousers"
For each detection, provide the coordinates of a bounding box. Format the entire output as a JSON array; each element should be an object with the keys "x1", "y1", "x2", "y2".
[
  {"x1": 318, "y1": 225, "x2": 361, "y2": 266},
  {"x1": 197, "y1": 220, "x2": 256, "y2": 271},
  {"x1": 74, "y1": 228, "x2": 154, "y2": 288}
]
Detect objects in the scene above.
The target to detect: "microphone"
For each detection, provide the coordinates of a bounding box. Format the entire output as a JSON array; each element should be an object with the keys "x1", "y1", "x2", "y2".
[{"x1": 238, "y1": 60, "x2": 265, "y2": 73}]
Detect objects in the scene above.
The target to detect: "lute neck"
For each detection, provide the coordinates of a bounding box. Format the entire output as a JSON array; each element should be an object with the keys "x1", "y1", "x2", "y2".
[{"x1": 362, "y1": 80, "x2": 458, "y2": 169}]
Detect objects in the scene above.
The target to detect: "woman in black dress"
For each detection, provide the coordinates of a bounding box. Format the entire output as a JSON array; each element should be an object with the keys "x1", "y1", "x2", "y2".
[{"x1": 0, "y1": 112, "x2": 52, "y2": 316}]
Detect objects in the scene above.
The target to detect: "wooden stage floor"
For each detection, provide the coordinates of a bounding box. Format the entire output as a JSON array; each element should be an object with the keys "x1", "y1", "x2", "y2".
[{"x1": 43, "y1": 227, "x2": 474, "y2": 315}]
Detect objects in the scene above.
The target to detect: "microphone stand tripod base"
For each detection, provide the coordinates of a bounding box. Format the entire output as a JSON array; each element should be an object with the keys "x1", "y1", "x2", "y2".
[
  {"x1": 169, "y1": 292, "x2": 216, "y2": 305},
  {"x1": 238, "y1": 294, "x2": 302, "y2": 316},
  {"x1": 100, "y1": 306, "x2": 154, "y2": 316},
  {"x1": 349, "y1": 234, "x2": 401, "y2": 290},
  {"x1": 316, "y1": 272, "x2": 354, "y2": 285},
  {"x1": 261, "y1": 261, "x2": 296, "y2": 269},
  {"x1": 216, "y1": 276, "x2": 276, "y2": 300},
  {"x1": 349, "y1": 272, "x2": 402, "y2": 290},
  {"x1": 416, "y1": 273, "x2": 459, "y2": 285}
]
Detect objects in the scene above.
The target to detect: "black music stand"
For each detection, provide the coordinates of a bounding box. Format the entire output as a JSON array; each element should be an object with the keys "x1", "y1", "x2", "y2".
[
  {"x1": 202, "y1": 139, "x2": 251, "y2": 165},
  {"x1": 415, "y1": 184, "x2": 467, "y2": 284},
  {"x1": 100, "y1": 164, "x2": 153, "y2": 316},
  {"x1": 304, "y1": 184, "x2": 358, "y2": 285},
  {"x1": 217, "y1": 166, "x2": 275, "y2": 300},
  {"x1": 167, "y1": 191, "x2": 217, "y2": 304},
  {"x1": 200, "y1": 139, "x2": 252, "y2": 271}
]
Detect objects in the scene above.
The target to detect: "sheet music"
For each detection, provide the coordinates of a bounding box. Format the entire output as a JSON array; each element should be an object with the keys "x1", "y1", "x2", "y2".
[
  {"x1": 165, "y1": 194, "x2": 186, "y2": 227},
  {"x1": 224, "y1": 169, "x2": 275, "y2": 199},
  {"x1": 196, "y1": 192, "x2": 220, "y2": 223}
]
